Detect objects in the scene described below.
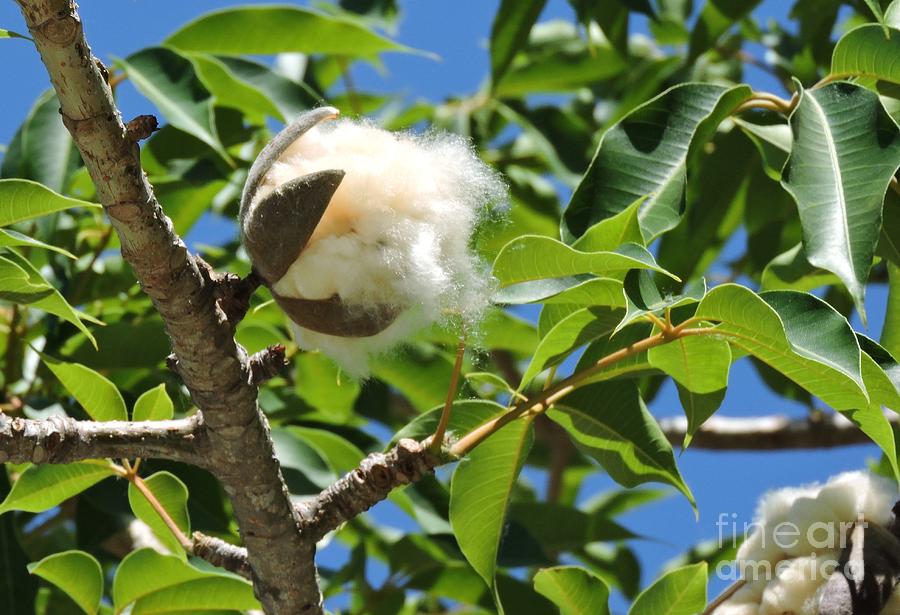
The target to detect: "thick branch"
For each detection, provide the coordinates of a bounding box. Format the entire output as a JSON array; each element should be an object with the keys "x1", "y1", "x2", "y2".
[
  {"x1": 296, "y1": 439, "x2": 440, "y2": 542},
  {"x1": 0, "y1": 413, "x2": 205, "y2": 465},
  {"x1": 659, "y1": 412, "x2": 898, "y2": 450},
  {"x1": 16, "y1": 2, "x2": 318, "y2": 612}
]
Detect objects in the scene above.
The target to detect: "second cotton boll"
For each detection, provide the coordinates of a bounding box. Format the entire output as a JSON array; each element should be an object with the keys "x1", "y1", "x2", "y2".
[{"x1": 253, "y1": 117, "x2": 507, "y2": 376}]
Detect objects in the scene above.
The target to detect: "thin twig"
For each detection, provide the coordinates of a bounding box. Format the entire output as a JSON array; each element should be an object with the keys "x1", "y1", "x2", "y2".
[
  {"x1": 702, "y1": 579, "x2": 747, "y2": 615},
  {"x1": 129, "y1": 472, "x2": 194, "y2": 552},
  {"x1": 431, "y1": 336, "x2": 466, "y2": 453}
]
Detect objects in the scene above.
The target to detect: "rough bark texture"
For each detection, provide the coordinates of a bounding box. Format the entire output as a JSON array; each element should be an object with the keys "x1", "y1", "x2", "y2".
[
  {"x1": 659, "y1": 412, "x2": 895, "y2": 450},
  {"x1": 296, "y1": 439, "x2": 439, "y2": 542},
  {"x1": 14, "y1": 1, "x2": 320, "y2": 611},
  {"x1": 193, "y1": 532, "x2": 253, "y2": 580},
  {"x1": 0, "y1": 413, "x2": 205, "y2": 465}
]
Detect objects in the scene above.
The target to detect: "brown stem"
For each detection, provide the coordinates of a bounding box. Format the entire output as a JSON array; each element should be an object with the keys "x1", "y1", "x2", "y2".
[
  {"x1": 431, "y1": 336, "x2": 466, "y2": 453},
  {"x1": 702, "y1": 579, "x2": 746, "y2": 615},
  {"x1": 450, "y1": 332, "x2": 669, "y2": 456}
]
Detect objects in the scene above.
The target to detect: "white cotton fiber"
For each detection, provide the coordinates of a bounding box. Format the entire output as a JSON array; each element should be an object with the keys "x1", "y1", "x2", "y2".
[
  {"x1": 254, "y1": 119, "x2": 506, "y2": 375},
  {"x1": 758, "y1": 554, "x2": 837, "y2": 615},
  {"x1": 716, "y1": 471, "x2": 899, "y2": 614}
]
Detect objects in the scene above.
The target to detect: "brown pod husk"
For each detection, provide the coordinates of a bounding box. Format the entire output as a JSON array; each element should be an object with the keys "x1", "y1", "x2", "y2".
[
  {"x1": 272, "y1": 292, "x2": 399, "y2": 338},
  {"x1": 818, "y1": 522, "x2": 900, "y2": 614},
  {"x1": 242, "y1": 169, "x2": 345, "y2": 285}
]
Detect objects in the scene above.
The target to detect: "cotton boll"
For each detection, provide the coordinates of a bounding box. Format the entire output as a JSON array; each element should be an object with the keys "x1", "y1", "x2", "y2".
[
  {"x1": 818, "y1": 471, "x2": 898, "y2": 528},
  {"x1": 251, "y1": 117, "x2": 506, "y2": 375},
  {"x1": 736, "y1": 531, "x2": 786, "y2": 581},
  {"x1": 783, "y1": 497, "x2": 842, "y2": 557},
  {"x1": 759, "y1": 553, "x2": 837, "y2": 615},
  {"x1": 711, "y1": 604, "x2": 759, "y2": 615}
]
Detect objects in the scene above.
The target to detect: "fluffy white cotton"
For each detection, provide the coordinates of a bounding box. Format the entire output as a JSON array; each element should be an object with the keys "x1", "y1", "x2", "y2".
[
  {"x1": 716, "y1": 471, "x2": 898, "y2": 614},
  {"x1": 254, "y1": 119, "x2": 506, "y2": 375},
  {"x1": 758, "y1": 554, "x2": 837, "y2": 615}
]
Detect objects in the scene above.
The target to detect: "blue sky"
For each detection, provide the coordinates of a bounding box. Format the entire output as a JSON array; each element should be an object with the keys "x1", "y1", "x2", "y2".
[{"x1": 0, "y1": 1, "x2": 890, "y2": 612}]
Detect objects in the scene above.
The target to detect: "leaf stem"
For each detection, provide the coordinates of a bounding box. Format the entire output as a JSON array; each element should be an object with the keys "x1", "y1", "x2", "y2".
[
  {"x1": 430, "y1": 336, "x2": 466, "y2": 453},
  {"x1": 450, "y1": 331, "x2": 671, "y2": 456}
]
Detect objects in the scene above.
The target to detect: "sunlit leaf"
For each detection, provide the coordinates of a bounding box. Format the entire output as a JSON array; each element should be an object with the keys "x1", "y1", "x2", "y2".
[
  {"x1": 132, "y1": 384, "x2": 174, "y2": 421},
  {"x1": 450, "y1": 417, "x2": 534, "y2": 594},
  {"x1": 128, "y1": 472, "x2": 191, "y2": 558},
  {"x1": 490, "y1": 0, "x2": 547, "y2": 86},
  {"x1": 113, "y1": 548, "x2": 259, "y2": 613},
  {"x1": 627, "y1": 562, "x2": 707, "y2": 615},
  {"x1": 0, "y1": 461, "x2": 116, "y2": 514},
  {"x1": 28, "y1": 551, "x2": 102, "y2": 615},
  {"x1": 533, "y1": 566, "x2": 611, "y2": 615},
  {"x1": 166, "y1": 5, "x2": 416, "y2": 57},
  {"x1": 0, "y1": 179, "x2": 98, "y2": 226},
  {"x1": 41, "y1": 354, "x2": 127, "y2": 422}
]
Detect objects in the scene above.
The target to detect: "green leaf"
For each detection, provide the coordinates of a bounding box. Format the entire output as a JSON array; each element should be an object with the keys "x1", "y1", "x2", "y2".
[
  {"x1": 617, "y1": 271, "x2": 705, "y2": 333},
  {"x1": 509, "y1": 502, "x2": 637, "y2": 552},
  {"x1": 760, "y1": 243, "x2": 840, "y2": 292},
  {"x1": 863, "y1": 0, "x2": 886, "y2": 25},
  {"x1": 118, "y1": 47, "x2": 230, "y2": 162},
  {"x1": 490, "y1": 0, "x2": 548, "y2": 86},
  {"x1": 0, "y1": 179, "x2": 99, "y2": 226},
  {"x1": 215, "y1": 56, "x2": 319, "y2": 122},
  {"x1": 271, "y1": 428, "x2": 336, "y2": 491},
  {"x1": 0, "y1": 253, "x2": 98, "y2": 346},
  {"x1": 694, "y1": 285, "x2": 868, "y2": 410},
  {"x1": 0, "y1": 461, "x2": 116, "y2": 514},
  {"x1": 563, "y1": 83, "x2": 751, "y2": 241},
  {"x1": 576, "y1": 322, "x2": 656, "y2": 384},
  {"x1": 113, "y1": 548, "x2": 259, "y2": 613},
  {"x1": 832, "y1": 24, "x2": 900, "y2": 84},
  {"x1": 189, "y1": 53, "x2": 283, "y2": 121},
  {"x1": 649, "y1": 332, "x2": 730, "y2": 445},
  {"x1": 649, "y1": 331, "x2": 731, "y2": 394},
  {"x1": 533, "y1": 566, "x2": 611, "y2": 615},
  {"x1": 132, "y1": 384, "x2": 174, "y2": 421},
  {"x1": 884, "y1": 263, "x2": 900, "y2": 357},
  {"x1": 548, "y1": 381, "x2": 695, "y2": 508},
  {"x1": 393, "y1": 400, "x2": 506, "y2": 444},
  {"x1": 450, "y1": 417, "x2": 534, "y2": 592},
  {"x1": 287, "y1": 426, "x2": 365, "y2": 474},
  {"x1": 521, "y1": 307, "x2": 622, "y2": 390},
  {"x1": 628, "y1": 562, "x2": 707, "y2": 615},
  {"x1": 28, "y1": 551, "x2": 102, "y2": 615},
  {"x1": 781, "y1": 82, "x2": 900, "y2": 321},
  {"x1": 295, "y1": 352, "x2": 361, "y2": 420},
  {"x1": 0, "y1": 472, "x2": 38, "y2": 614},
  {"x1": 0, "y1": 28, "x2": 30, "y2": 41},
  {"x1": 166, "y1": 5, "x2": 415, "y2": 57},
  {"x1": 9, "y1": 91, "x2": 80, "y2": 193},
  {"x1": 688, "y1": 0, "x2": 762, "y2": 59},
  {"x1": 128, "y1": 472, "x2": 191, "y2": 558},
  {"x1": 371, "y1": 348, "x2": 455, "y2": 412},
  {"x1": 0, "y1": 228, "x2": 76, "y2": 259},
  {"x1": 675, "y1": 385, "x2": 727, "y2": 449},
  {"x1": 493, "y1": 23, "x2": 625, "y2": 97},
  {"x1": 847, "y1": 348, "x2": 900, "y2": 482},
  {"x1": 572, "y1": 197, "x2": 646, "y2": 252},
  {"x1": 492, "y1": 236, "x2": 675, "y2": 290},
  {"x1": 41, "y1": 354, "x2": 127, "y2": 421},
  {"x1": 735, "y1": 118, "x2": 792, "y2": 180}
]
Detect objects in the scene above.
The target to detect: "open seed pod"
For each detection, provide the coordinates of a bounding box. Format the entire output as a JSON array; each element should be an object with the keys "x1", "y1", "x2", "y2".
[{"x1": 239, "y1": 107, "x2": 399, "y2": 337}]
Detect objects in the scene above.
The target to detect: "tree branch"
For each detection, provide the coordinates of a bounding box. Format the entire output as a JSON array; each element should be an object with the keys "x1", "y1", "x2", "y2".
[
  {"x1": 193, "y1": 532, "x2": 253, "y2": 580},
  {"x1": 15, "y1": 1, "x2": 319, "y2": 611},
  {"x1": 659, "y1": 412, "x2": 898, "y2": 450},
  {"x1": 0, "y1": 413, "x2": 206, "y2": 465},
  {"x1": 295, "y1": 439, "x2": 440, "y2": 543}
]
